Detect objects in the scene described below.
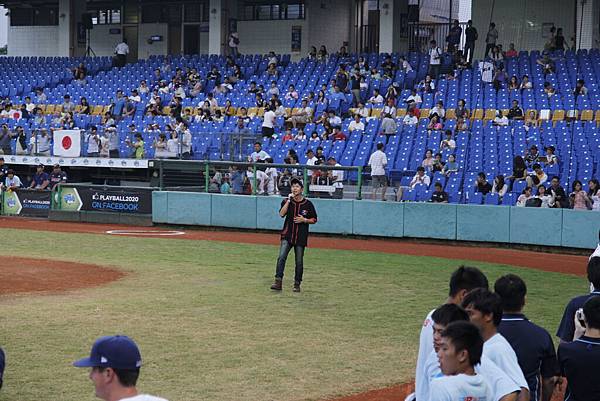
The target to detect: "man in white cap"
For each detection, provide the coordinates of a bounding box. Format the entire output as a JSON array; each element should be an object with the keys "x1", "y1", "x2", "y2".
[{"x1": 74, "y1": 335, "x2": 168, "y2": 401}]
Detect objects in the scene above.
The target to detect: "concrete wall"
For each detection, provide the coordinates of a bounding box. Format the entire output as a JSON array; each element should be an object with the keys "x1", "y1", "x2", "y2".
[
  {"x1": 89, "y1": 25, "x2": 121, "y2": 57},
  {"x1": 306, "y1": 0, "x2": 351, "y2": 54},
  {"x1": 237, "y1": 19, "x2": 308, "y2": 56},
  {"x1": 153, "y1": 192, "x2": 600, "y2": 250},
  {"x1": 471, "y1": 0, "x2": 576, "y2": 56},
  {"x1": 138, "y1": 23, "x2": 169, "y2": 59},
  {"x1": 8, "y1": 26, "x2": 60, "y2": 56}
]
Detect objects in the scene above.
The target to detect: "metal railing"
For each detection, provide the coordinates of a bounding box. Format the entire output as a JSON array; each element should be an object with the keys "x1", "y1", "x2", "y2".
[{"x1": 150, "y1": 159, "x2": 365, "y2": 200}]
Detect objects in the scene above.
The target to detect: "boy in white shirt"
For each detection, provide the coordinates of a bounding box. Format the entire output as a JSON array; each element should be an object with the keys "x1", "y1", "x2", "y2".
[
  {"x1": 429, "y1": 321, "x2": 494, "y2": 401},
  {"x1": 348, "y1": 114, "x2": 365, "y2": 132},
  {"x1": 463, "y1": 289, "x2": 530, "y2": 401},
  {"x1": 368, "y1": 89, "x2": 384, "y2": 105},
  {"x1": 414, "y1": 267, "x2": 489, "y2": 401}
]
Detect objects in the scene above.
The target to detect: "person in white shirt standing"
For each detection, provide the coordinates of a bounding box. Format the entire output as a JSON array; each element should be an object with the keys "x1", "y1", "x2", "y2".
[
  {"x1": 463, "y1": 289, "x2": 530, "y2": 401},
  {"x1": 368, "y1": 142, "x2": 388, "y2": 201},
  {"x1": 262, "y1": 105, "x2": 276, "y2": 138},
  {"x1": 114, "y1": 39, "x2": 129, "y2": 68},
  {"x1": 429, "y1": 321, "x2": 495, "y2": 401},
  {"x1": 428, "y1": 39, "x2": 442, "y2": 78},
  {"x1": 73, "y1": 335, "x2": 169, "y2": 401}
]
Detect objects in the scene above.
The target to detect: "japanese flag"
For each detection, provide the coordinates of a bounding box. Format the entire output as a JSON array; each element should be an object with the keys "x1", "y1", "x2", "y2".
[{"x1": 53, "y1": 130, "x2": 81, "y2": 157}]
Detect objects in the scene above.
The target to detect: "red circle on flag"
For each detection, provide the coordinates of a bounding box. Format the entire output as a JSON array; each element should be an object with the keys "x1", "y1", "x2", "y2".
[{"x1": 62, "y1": 136, "x2": 72, "y2": 150}]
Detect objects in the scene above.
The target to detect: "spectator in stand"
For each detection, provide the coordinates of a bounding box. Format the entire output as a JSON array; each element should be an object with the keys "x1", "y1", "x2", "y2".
[
  {"x1": 419, "y1": 74, "x2": 436, "y2": 93},
  {"x1": 432, "y1": 153, "x2": 445, "y2": 173},
  {"x1": 535, "y1": 185, "x2": 555, "y2": 208},
  {"x1": 508, "y1": 76, "x2": 520, "y2": 91},
  {"x1": 447, "y1": 20, "x2": 462, "y2": 53},
  {"x1": 558, "y1": 296, "x2": 600, "y2": 400},
  {"x1": 399, "y1": 56, "x2": 413, "y2": 72},
  {"x1": 86, "y1": 126, "x2": 101, "y2": 157},
  {"x1": 493, "y1": 109, "x2": 509, "y2": 126},
  {"x1": 440, "y1": 130, "x2": 456, "y2": 152},
  {"x1": 368, "y1": 89, "x2": 384, "y2": 105},
  {"x1": 494, "y1": 274, "x2": 559, "y2": 401},
  {"x1": 504, "y1": 43, "x2": 518, "y2": 58},
  {"x1": 454, "y1": 99, "x2": 469, "y2": 120},
  {"x1": 294, "y1": 129, "x2": 307, "y2": 141},
  {"x1": 14, "y1": 127, "x2": 27, "y2": 155},
  {"x1": 111, "y1": 90, "x2": 126, "y2": 118},
  {"x1": 464, "y1": 20, "x2": 478, "y2": 63},
  {"x1": 485, "y1": 23, "x2": 499, "y2": 58},
  {"x1": 281, "y1": 129, "x2": 294, "y2": 144},
  {"x1": 430, "y1": 101, "x2": 446, "y2": 120},
  {"x1": 229, "y1": 165, "x2": 245, "y2": 194},
  {"x1": 537, "y1": 53, "x2": 556, "y2": 76},
  {"x1": 508, "y1": 100, "x2": 524, "y2": 120},
  {"x1": 382, "y1": 97, "x2": 397, "y2": 117},
  {"x1": 285, "y1": 85, "x2": 299, "y2": 101},
  {"x1": 49, "y1": 164, "x2": 67, "y2": 191},
  {"x1": 430, "y1": 182, "x2": 449, "y2": 203},
  {"x1": 544, "y1": 82, "x2": 556, "y2": 97},
  {"x1": 473, "y1": 172, "x2": 492, "y2": 195},
  {"x1": 332, "y1": 127, "x2": 347, "y2": 142},
  {"x1": 228, "y1": 32, "x2": 240, "y2": 57},
  {"x1": 554, "y1": 28, "x2": 566, "y2": 51},
  {"x1": 397, "y1": 166, "x2": 431, "y2": 201},
  {"x1": 428, "y1": 40, "x2": 442, "y2": 78},
  {"x1": 355, "y1": 102, "x2": 370, "y2": 119},
  {"x1": 152, "y1": 133, "x2": 168, "y2": 159},
  {"x1": 249, "y1": 142, "x2": 270, "y2": 163},
  {"x1": 442, "y1": 154, "x2": 458, "y2": 177},
  {"x1": 406, "y1": 89, "x2": 423, "y2": 108},
  {"x1": 233, "y1": 118, "x2": 250, "y2": 136},
  {"x1": 570, "y1": 180, "x2": 591, "y2": 210},
  {"x1": 328, "y1": 110, "x2": 342, "y2": 129},
  {"x1": 348, "y1": 114, "x2": 365, "y2": 132},
  {"x1": 79, "y1": 97, "x2": 91, "y2": 115},
  {"x1": 4, "y1": 169, "x2": 22, "y2": 191},
  {"x1": 507, "y1": 156, "x2": 528, "y2": 186},
  {"x1": 588, "y1": 179, "x2": 600, "y2": 211},
  {"x1": 114, "y1": 38, "x2": 129, "y2": 67},
  {"x1": 492, "y1": 65, "x2": 507, "y2": 92},
  {"x1": 543, "y1": 146, "x2": 558, "y2": 166},
  {"x1": 30, "y1": 164, "x2": 50, "y2": 190},
  {"x1": 524, "y1": 111, "x2": 538, "y2": 131},
  {"x1": 368, "y1": 142, "x2": 388, "y2": 201},
  {"x1": 524, "y1": 145, "x2": 540, "y2": 167},
  {"x1": 317, "y1": 45, "x2": 328, "y2": 62},
  {"x1": 403, "y1": 109, "x2": 419, "y2": 125},
  {"x1": 546, "y1": 176, "x2": 567, "y2": 208},
  {"x1": 516, "y1": 187, "x2": 533, "y2": 207},
  {"x1": 455, "y1": 117, "x2": 469, "y2": 132},
  {"x1": 35, "y1": 87, "x2": 47, "y2": 103},
  {"x1": 125, "y1": 133, "x2": 145, "y2": 159},
  {"x1": 61, "y1": 94, "x2": 75, "y2": 114},
  {"x1": 520, "y1": 75, "x2": 532, "y2": 90},
  {"x1": 380, "y1": 113, "x2": 397, "y2": 137},
  {"x1": 262, "y1": 105, "x2": 276, "y2": 138},
  {"x1": 427, "y1": 114, "x2": 443, "y2": 131},
  {"x1": 422, "y1": 149, "x2": 435, "y2": 172},
  {"x1": 526, "y1": 163, "x2": 548, "y2": 188},
  {"x1": 574, "y1": 79, "x2": 588, "y2": 96},
  {"x1": 462, "y1": 289, "x2": 530, "y2": 400},
  {"x1": 492, "y1": 175, "x2": 508, "y2": 200}
]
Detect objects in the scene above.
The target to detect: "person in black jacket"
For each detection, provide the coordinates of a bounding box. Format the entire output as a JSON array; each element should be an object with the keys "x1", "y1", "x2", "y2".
[
  {"x1": 549, "y1": 176, "x2": 569, "y2": 208},
  {"x1": 465, "y1": 20, "x2": 478, "y2": 64}
]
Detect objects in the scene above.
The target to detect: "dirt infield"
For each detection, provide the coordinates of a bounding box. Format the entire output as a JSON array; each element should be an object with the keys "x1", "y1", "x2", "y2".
[
  {"x1": 0, "y1": 256, "x2": 125, "y2": 296},
  {"x1": 0, "y1": 217, "x2": 585, "y2": 401}
]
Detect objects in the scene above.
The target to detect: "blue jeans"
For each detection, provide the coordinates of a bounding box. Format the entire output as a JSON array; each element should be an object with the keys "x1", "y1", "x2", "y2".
[{"x1": 275, "y1": 239, "x2": 305, "y2": 284}]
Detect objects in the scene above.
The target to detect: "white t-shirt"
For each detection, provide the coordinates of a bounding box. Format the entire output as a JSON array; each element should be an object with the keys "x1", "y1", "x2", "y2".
[
  {"x1": 428, "y1": 47, "x2": 442, "y2": 65},
  {"x1": 423, "y1": 350, "x2": 520, "y2": 401},
  {"x1": 402, "y1": 60, "x2": 413, "y2": 72},
  {"x1": 119, "y1": 395, "x2": 168, "y2": 401},
  {"x1": 262, "y1": 110, "x2": 276, "y2": 128},
  {"x1": 250, "y1": 150, "x2": 270, "y2": 162},
  {"x1": 483, "y1": 333, "x2": 529, "y2": 390},
  {"x1": 406, "y1": 94, "x2": 422, "y2": 104},
  {"x1": 369, "y1": 94, "x2": 384, "y2": 104},
  {"x1": 331, "y1": 163, "x2": 344, "y2": 188},
  {"x1": 410, "y1": 173, "x2": 431, "y2": 188},
  {"x1": 348, "y1": 120, "x2": 365, "y2": 131},
  {"x1": 115, "y1": 42, "x2": 129, "y2": 55},
  {"x1": 368, "y1": 150, "x2": 387, "y2": 176},
  {"x1": 306, "y1": 156, "x2": 318, "y2": 176},
  {"x1": 429, "y1": 374, "x2": 494, "y2": 401},
  {"x1": 265, "y1": 167, "x2": 278, "y2": 195},
  {"x1": 415, "y1": 309, "x2": 435, "y2": 401},
  {"x1": 403, "y1": 115, "x2": 418, "y2": 125},
  {"x1": 493, "y1": 116, "x2": 508, "y2": 126}
]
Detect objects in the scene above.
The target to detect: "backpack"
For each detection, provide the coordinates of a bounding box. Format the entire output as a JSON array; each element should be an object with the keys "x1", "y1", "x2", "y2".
[{"x1": 525, "y1": 198, "x2": 542, "y2": 207}]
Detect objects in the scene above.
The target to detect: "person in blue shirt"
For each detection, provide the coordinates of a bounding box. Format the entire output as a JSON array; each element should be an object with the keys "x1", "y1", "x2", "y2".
[
  {"x1": 229, "y1": 165, "x2": 245, "y2": 194},
  {"x1": 557, "y1": 253, "x2": 600, "y2": 342},
  {"x1": 495, "y1": 274, "x2": 559, "y2": 401},
  {"x1": 558, "y1": 296, "x2": 600, "y2": 401},
  {"x1": 29, "y1": 164, "x2": 50, "y2": 190},
  {"x1": 111, "y1": 90, "x2": 126, "y2": 118}
]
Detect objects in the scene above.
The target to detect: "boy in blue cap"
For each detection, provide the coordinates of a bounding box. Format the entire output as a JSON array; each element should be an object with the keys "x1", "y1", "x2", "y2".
[{"x1": 73, "y1": 335, "x2": 168, "y2": 401}]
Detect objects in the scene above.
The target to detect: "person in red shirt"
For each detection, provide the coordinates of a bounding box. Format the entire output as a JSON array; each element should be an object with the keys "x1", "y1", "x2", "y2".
[
  {"x1": 271, "y1": 178, "x2": 318, "y2": 292},
  {"x1": 332, "y1": 127, "x2": 347, "y2": 141},
  {"x1": 281, "y1": 129, "x2": 294, "y2": 143}
]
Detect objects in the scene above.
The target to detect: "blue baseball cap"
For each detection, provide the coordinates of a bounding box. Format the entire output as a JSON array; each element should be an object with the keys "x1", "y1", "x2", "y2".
[{"x1": 73, "y1": 335, "x2": 142, "y2": 370}]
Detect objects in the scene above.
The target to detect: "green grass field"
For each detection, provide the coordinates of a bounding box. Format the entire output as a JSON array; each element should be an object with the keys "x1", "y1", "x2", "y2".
[{"x1": 0, "y1": 227, "x2": 588, "y2": 401}]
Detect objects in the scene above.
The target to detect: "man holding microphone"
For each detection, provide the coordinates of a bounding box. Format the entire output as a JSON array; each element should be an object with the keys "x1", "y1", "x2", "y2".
[{"x1": 271, "y1": 178, "x2": 318, "y2": 293}]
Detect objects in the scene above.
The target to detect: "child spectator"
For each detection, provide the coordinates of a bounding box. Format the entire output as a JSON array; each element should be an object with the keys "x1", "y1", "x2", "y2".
[{"x1": 430, "y1": 182, "x2": 449, "y2": 203}]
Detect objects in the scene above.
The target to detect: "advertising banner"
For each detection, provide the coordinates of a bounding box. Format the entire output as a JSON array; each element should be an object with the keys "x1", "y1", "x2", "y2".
[
  {"x1": 59, "y1": 186, "x2": 153, "y2": 215},
  {"x1": 2, "y1": 190, "x2": 51, "y2": 217}
]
